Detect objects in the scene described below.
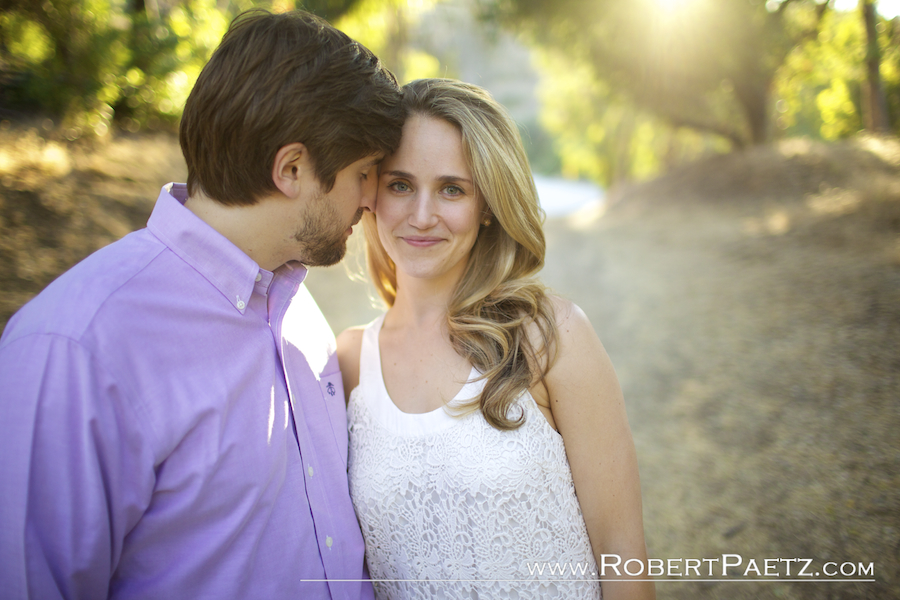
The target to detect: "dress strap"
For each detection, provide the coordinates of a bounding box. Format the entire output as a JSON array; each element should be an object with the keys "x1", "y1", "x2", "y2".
[
  {"x1": 355, "y1": 313, "x2": 491, "y2": 435},
  {"x1": 358, "y1": 313, "x2": 386, "y2": 393}
]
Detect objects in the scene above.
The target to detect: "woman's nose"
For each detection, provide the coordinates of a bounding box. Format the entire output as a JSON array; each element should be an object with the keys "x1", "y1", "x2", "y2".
[{"x1": 408, "y1": 193, "x2": 439, "y2": 229}]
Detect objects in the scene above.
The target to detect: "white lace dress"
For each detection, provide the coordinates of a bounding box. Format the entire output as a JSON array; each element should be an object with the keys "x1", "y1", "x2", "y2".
[{"x1": 347, "y1": 315, "x2": 601, "y2": 599}]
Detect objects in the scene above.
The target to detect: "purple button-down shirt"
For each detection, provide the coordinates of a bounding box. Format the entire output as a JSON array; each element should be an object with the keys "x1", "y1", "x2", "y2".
[{"x1": 0, "y1": 184, "x2": 373, "y2": 600}]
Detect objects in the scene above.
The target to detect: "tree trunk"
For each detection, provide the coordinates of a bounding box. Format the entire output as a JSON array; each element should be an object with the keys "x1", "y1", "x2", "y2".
[
  {"x1": 611, "y1": 110, "x2": 635, "y2": 185},
  {"x1": 860, "y1": 0, "x2": 891, "y2": 132},
  {"x1": 733, "y1": 75, "x2": 770, "y2": 146}
]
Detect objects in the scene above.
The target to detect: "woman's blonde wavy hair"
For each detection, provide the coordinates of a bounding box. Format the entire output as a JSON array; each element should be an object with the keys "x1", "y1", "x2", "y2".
[{"x1": 362, "y1": 78, "x2": 558, "y2": 430}]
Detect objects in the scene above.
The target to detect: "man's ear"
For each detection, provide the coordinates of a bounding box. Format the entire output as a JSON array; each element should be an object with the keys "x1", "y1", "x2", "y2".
[{"x1": 272, "y1": 142, "x2": 312, "y2": 198}]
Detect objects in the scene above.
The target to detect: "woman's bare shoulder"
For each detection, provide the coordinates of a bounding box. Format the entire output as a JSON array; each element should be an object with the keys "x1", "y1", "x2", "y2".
[
  {"x1": 547, "y1": 294, "x2": 589, "y2": 330},
  {"x1": 336, "y1": 325, "x2": 366, "y2": 349},
  {"x1": 524, "y1": 294, "x2": 588, "y2": 358},
  {"x1": 336, "y1": 326, "x2": 367, "y2": 404}
]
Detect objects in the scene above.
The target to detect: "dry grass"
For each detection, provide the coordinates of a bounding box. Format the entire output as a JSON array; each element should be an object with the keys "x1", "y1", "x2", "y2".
[
  {"x1": 1, "y1": 127, "x2": 898, "y2": 599},
  {"x1": 0, "y1": 125, "x2": 187, "y2": 326}
]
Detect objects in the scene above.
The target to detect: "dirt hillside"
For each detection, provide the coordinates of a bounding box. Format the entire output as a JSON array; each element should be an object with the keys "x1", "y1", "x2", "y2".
[{"x1": 1, "y1": 126, "x2": 898, "y2": 599}]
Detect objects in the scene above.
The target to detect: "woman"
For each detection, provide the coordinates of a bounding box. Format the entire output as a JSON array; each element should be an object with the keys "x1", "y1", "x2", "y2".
[{"x1": 337, "y1": 79, "x2": 654, "y2": 600}]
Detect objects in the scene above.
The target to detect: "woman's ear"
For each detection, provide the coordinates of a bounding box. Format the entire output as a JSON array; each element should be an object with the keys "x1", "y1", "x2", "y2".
[
  {"x1": 480, "y1": 203, "x2": 493, "y2": 227},
  {"x1": 272, "y1": 142, "x2": 310, "y2": 198}
]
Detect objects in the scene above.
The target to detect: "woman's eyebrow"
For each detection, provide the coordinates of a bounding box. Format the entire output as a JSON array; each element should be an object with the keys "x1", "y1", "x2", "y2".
[
  {"x1": 381, "y1": 169, "x2": 415, "y2": 179},
  {"x1": 380, "y1": 171, "x2": 473, "y2": 186},
  {"x1": 437, "y1": 175, "x2": 473, "y2": 185}
]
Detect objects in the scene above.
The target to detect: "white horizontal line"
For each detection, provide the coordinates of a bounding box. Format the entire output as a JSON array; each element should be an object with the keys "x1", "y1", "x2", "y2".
[{"x1": 300, "y1": 578, "x2": 876, "y2": 583}]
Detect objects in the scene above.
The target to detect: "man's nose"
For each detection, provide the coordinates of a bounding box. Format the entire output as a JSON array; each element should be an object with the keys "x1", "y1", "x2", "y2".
[{"x1": 360, "y1": 174, "x2": 377, "y2": 212}]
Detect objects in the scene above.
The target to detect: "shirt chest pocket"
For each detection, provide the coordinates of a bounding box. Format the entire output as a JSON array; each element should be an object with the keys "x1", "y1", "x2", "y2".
[{"x1": 318, "y1": 372, "x2": 348, "y2": 467}]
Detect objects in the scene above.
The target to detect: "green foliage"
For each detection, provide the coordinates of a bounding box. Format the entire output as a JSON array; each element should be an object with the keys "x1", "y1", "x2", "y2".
[
  {"x1": 0, "y1": 0, "x2": 362, "y2": 137},
  {"x1": 295, "y1": 0, "x2": 365, "y2": 22},
  {"x1": 0, "y1": 0, "x2": 126, "y2": 134},
  {"x1": 534, "y1": 49, "x2": 729, "y2": 186},
  {"x1": 113, "y1": 0, "x2": 229, "y2": 134},
  {"x1": 485, "y1": 0, "x2": 898, "y2": 186},
  {"x1": 483, "y1": 0, "x2": 831, "y2": 147},
  {"x1": 334, "y1": 0, "x2": 441, "y2": 83},
  {"x1": 775, "y1": 7, "x2": 900, "y2": 139},
  {"x1": 775, "y1": 9, "x2": 862, "y2": 139}
]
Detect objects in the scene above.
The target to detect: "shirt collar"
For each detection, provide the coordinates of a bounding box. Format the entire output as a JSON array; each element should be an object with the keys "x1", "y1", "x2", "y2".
[{"x1": 147, "y1": 183, "x2": 307, "y2": 314}]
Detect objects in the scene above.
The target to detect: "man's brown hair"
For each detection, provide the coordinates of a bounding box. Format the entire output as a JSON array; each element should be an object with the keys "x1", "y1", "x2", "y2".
[{"x1": 180, "y1": 9, "x2": 403, "y2": 206}]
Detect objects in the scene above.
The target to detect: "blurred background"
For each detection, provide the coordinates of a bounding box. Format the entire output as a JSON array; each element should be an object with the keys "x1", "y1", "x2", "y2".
[
  {"x1": 1, "y1": 0, "x2": 898, "y2": 179},
  {"x1": 0, "y1": 1, "x2": 898, "y2": 599}
]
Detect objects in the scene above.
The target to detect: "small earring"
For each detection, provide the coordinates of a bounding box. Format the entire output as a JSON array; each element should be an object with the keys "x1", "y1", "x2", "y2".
[{"x1": 481, "y1": 217, "x2": 492, "y2": 227}]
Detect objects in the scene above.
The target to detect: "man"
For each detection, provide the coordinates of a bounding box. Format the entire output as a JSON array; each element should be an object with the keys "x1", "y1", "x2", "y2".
[{"x1": 0, "y1": 9, "x2": 402, "y2": 599}]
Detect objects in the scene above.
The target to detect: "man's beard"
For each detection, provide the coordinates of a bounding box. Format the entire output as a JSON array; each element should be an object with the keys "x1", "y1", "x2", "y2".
[{"x1": 293, "y1": 202, "x2": 364, "y2": 267}]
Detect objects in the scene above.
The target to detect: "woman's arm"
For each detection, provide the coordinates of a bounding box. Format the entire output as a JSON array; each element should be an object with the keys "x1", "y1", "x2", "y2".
[
  {"x1": 543, "y1": 297, "x2": 655, "y2": 600},
  {"x1": 336, "y1": 327, "x2": 365, "y2": 405}
]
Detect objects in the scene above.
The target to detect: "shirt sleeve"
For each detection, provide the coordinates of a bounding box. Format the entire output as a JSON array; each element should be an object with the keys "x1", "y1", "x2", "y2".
[{"x1": 0, "y1": 333, "x2": 156, "y2": 599}]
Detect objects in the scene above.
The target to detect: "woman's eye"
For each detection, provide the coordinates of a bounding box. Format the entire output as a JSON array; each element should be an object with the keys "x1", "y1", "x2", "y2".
[
  {"x1": 388, "y1": 181, "x2": 410, "y2": 192},
  {"x1": 443, "y1": 185, "x2": 463, "y2": 196}
]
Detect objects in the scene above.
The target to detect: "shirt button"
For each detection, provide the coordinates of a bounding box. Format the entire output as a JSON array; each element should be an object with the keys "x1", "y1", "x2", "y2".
[
  {"x1": 308, "y1": 465, "x2": 314, "y2": 477},
  {"x1": 255, "y1": 273, "x2": 262, "y2": 282},
  {"x1": 325, "y1": 536, "x2": 333, "y2": 548},
  {"x1": 236, "y1": 299, "x2": 246, "y2": 310}
]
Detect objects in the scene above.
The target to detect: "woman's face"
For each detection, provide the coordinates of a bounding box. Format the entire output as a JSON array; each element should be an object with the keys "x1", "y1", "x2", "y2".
[{"x1": 375, "y1": 114, "x2": 484, "y2": 287}]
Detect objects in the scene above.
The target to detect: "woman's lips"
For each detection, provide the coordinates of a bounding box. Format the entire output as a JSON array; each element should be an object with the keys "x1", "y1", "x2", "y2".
[{"x1": 402, "y1": 236, "x2": 443, "y2": 247}]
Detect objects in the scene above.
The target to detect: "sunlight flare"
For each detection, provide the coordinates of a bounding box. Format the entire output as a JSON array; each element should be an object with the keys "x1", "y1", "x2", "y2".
[{"x1": 654, "y1": 0, "x2": 692, "y2": 13}]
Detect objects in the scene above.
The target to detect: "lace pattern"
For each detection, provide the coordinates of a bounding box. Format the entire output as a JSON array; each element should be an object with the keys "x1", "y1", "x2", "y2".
[{"x1": 347, "y1": 315, "x2": 601, "y2": 599}]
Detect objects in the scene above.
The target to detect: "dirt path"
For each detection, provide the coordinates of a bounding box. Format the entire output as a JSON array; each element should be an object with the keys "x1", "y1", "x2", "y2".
[
  {"x1": 2, "y1": 130, "x2": 898, "y2": 599},
  {"x1": 533, "y1": 141, "x2": 900, "y2": 599}
]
